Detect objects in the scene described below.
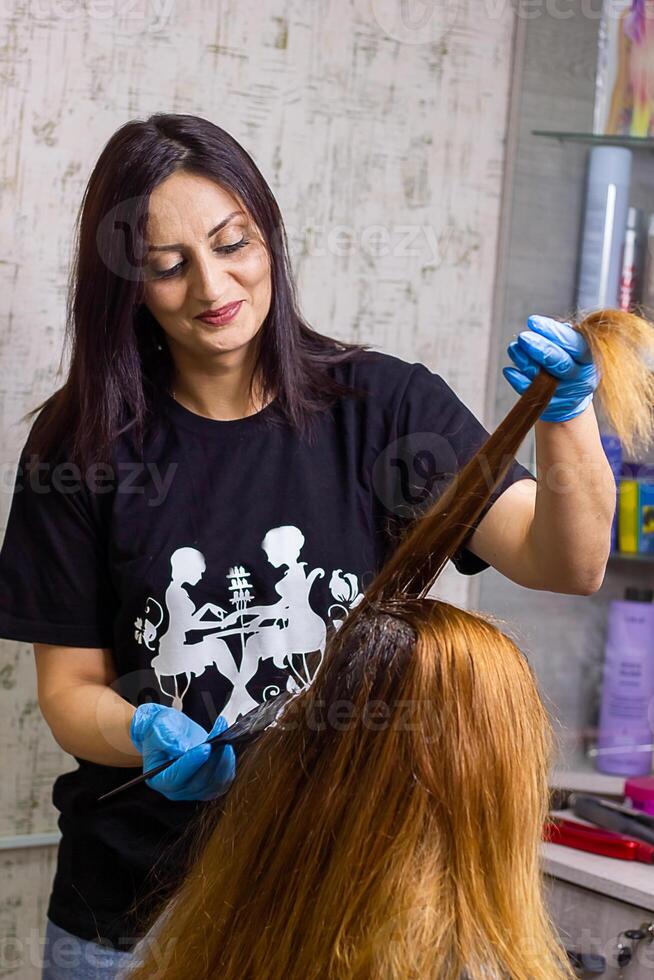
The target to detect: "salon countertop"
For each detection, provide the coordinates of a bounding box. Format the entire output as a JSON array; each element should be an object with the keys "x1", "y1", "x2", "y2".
[{"x1": 542, "y1": 809, "x2": 654, "y2": 912}]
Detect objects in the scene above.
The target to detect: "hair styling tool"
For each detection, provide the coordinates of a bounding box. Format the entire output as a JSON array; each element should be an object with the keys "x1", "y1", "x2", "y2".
[
  {"x1": 572, "y1": 793, "x2": 654, "y2": 845},
  {"x1": 544, "y1": 816, "x2": 654, "y2": 863}
]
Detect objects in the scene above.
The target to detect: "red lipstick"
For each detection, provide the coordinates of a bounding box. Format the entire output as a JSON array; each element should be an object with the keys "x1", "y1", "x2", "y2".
[{"x1": 196, "y1": 301, "x2": 244, "y2": 325}]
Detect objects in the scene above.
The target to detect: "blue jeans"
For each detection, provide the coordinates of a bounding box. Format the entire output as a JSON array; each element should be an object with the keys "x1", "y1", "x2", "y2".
[{"x1": 41, "y1": 918, "x2": 135, "y2": 980}]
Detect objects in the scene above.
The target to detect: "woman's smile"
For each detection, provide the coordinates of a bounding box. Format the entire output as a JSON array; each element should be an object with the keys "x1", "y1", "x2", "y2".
[{"x1": 195, "y1": 300, "x2": 244, "y2": 326}]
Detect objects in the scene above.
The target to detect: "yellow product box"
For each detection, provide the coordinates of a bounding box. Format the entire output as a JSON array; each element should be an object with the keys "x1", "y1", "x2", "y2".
[{"x1": 618, "y1": 479, "x2": 639, "y2": 554}]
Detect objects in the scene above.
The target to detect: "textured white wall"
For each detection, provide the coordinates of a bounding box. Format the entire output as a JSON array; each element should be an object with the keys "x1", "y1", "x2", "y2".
[{"x1": 0, "y1": 2, "x2": 516, "y2": 972}]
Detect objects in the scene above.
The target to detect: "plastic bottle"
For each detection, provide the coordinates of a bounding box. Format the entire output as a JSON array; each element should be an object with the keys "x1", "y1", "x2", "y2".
[
  {"x1": 576, "y1": 146, "x2": 633, "y2": 313},
  {"x1": 618, "y1": 206, "x2": 645, "y2": 311},
  {"x1": 625, "y1": 775, "x2": 654, "y2": 814},
  {"x1": 596, "y1": 586, "x2": 654, "y2": 776},
  {"x1": 642, "y1": 213, "x2": 654, "y2": 319}
]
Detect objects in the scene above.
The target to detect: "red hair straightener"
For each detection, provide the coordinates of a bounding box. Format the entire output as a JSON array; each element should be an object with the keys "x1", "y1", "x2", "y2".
[{"x1": 544, "y1": 816, "x2": 654, "y2": 864}]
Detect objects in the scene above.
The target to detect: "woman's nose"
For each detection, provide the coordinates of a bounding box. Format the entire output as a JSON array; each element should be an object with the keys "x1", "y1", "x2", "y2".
[{"x1": 189, "y1": 248, "x2": 233, "y2": 302}]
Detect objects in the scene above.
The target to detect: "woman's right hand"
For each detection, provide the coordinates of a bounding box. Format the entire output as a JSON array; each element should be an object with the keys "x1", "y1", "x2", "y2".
[{"x1": 129, "y1": 702, "x2": 236, "y2": 802}]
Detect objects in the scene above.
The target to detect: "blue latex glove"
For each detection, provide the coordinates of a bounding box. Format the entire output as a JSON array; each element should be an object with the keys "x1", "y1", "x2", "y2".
[
  {"x1": 502, "y1": 314, "x2": 600, "y2": 422},
  {"x1": 129, "y1": 702, "x2": 236, "y2": 802}
]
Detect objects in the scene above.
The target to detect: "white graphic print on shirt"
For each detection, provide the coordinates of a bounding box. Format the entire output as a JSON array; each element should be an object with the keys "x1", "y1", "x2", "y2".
[{"x1": 132, "y1": 524, "x2": 364, "y2": 724}]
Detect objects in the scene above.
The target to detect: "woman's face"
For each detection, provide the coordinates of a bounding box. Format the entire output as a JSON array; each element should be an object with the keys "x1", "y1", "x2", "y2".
[{"x1": 142, "y1": 171, "x2": 272, "y2": 362}]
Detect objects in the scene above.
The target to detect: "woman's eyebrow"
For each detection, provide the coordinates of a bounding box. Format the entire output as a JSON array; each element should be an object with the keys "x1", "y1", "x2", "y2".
[{"x1": 147, "y1": 210, "x2": 245, "y2": 252}]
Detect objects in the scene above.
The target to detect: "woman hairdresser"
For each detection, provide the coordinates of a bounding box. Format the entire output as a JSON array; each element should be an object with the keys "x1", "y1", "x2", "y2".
[{"x1": 0, "y1": 113, "x2": 615, "y2": 980}]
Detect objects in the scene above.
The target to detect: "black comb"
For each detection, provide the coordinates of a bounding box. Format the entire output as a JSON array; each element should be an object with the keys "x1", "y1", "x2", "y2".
[{"x1": 97, "y1": 688, "x2": 295, "y2": 802}]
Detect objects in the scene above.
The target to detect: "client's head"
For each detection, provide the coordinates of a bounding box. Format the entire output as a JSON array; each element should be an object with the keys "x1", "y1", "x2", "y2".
[{"x1": 125, "y1": 598, "x2": 564, "y2": 980}]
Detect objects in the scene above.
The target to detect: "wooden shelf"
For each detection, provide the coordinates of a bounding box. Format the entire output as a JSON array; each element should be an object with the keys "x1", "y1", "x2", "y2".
[{"x1": 544, "y1": 810, "x2": 654, "y2": 911}]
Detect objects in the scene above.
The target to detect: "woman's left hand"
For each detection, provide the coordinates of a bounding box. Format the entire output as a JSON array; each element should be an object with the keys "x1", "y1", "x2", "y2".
[{"x1": 502, "y1": 314, "x2": 600, "y2": 422}]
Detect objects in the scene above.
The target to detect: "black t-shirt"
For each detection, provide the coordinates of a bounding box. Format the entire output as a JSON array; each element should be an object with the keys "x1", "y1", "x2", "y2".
[{"x1": 0, "y1": 350, "x2": 535, "y2": 951}]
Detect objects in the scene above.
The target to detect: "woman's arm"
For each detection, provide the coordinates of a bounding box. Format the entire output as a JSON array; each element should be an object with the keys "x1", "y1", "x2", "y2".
[
  {"x1": 33, "y1": 643, "x2": 141, "y2": 767},
  {"x1": 467, "y1": 402, "x2": 615, "y2": 594}
]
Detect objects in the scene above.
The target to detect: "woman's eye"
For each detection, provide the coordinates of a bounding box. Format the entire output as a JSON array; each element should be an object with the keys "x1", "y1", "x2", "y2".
[
  {"x1": 152, "y1": 262, "x2": 183, "y2": 280},
  {"x1": 218, "y1": 237, "x2": 250, "y2": 255},
  {"x1": 152, "y1": 238, "x2": 250, "y2": 280}
]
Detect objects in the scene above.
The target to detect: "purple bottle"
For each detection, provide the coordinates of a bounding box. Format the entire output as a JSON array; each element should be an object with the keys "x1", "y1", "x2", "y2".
[{"x1": 596, "y1": 586, "x2": 654, "y2": 776}]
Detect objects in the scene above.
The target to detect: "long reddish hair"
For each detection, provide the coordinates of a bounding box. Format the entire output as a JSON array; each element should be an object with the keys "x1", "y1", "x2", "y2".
[{"x1": 124, "y1": 310, "x2": 654, "y2": 979}]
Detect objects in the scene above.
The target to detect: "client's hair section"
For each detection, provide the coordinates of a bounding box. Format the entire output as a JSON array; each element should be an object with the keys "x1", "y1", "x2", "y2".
[
  {"x1": 124, "y1": 310, "x2": 654, "y2": 980},
  {"x1": 361, "y1": 308, "x2": 654, "y2": 609},
  {"x1": 129, "y1": 601, "x2": 565, "y2": 980}
]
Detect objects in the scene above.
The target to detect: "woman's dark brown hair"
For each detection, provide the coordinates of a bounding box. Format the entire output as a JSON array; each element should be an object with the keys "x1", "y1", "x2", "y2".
[
  {"x1": 23, "y1": 112, "x2": 374, "y2": 470},
  {"x1": 123, "y1": 310, "x2": 654, "y2": 980}
]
